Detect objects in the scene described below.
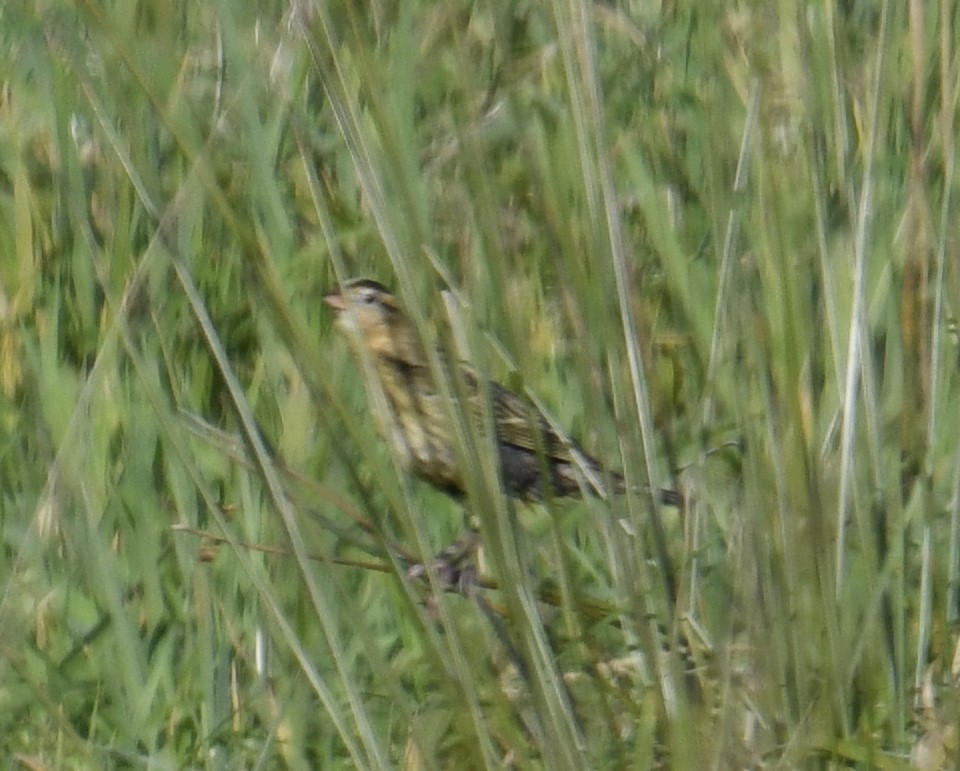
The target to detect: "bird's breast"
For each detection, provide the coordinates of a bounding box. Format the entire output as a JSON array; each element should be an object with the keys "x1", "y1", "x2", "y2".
[{"x1": 375, "y1": 359, "x2": 464, "y2": 493}]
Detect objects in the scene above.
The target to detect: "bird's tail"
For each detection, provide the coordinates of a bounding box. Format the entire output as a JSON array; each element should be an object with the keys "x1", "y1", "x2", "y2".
[
  {"x1": 609, "y1": 471, "x2": 683, "y2": 507},
  {"x1": 558, "y1": 454, "x2": 682, "y2": 507}
]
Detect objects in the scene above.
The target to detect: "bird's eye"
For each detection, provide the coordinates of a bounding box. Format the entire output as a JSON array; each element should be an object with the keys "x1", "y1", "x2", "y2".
[{"x1": 361, "y1": 290, "x2": 377, "y2": 304}]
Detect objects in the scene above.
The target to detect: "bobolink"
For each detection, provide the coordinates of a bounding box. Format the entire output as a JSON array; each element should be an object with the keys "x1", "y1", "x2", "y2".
[{"x1": 325, "y1": 278, "x2": 680, "y2": 507}]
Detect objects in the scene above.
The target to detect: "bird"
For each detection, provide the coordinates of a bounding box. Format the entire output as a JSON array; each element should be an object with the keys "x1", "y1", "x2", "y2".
[{"x1": 324, "y1": 278, "x2": 681, "y2": 507}]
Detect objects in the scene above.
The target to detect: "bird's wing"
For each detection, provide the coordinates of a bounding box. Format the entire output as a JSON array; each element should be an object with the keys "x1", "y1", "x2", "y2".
[
  {"x1": 452, "y1": 362, "x2": 580, "y2": 464},
  {"x1": 489, "y1": 383, "x2": 574, "y2": 459}
]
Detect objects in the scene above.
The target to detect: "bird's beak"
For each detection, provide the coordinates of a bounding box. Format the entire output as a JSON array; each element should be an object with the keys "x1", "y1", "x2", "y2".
[{"x1": 324, "y1": 291, "x2": 346, "y2": 312}]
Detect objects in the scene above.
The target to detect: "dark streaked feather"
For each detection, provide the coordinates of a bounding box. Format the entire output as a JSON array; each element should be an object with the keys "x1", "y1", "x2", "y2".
[{"x1": 325, "y1": 279, "x2": 680, "y2": 505}]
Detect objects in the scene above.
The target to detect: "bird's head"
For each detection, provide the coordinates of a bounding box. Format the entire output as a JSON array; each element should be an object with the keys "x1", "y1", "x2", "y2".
[{"x1": 324, "y1": 278, "x2": 423, "y2": 363}]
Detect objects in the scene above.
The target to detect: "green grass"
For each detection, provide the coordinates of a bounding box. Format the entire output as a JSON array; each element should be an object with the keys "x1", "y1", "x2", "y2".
[{"x1": 2, "y1": 0, "x2": 957, "y2": 767}]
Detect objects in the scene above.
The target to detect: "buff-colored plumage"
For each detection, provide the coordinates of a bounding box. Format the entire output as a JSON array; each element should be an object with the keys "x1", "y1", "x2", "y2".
[{"x1": 325, "y1": 278, "x2": 680, "y2": 505}]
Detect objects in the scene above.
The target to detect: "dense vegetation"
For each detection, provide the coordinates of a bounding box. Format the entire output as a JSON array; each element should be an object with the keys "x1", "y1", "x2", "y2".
[{"x1": 2, "y1": 1, "x2": 957, "y2": 767}]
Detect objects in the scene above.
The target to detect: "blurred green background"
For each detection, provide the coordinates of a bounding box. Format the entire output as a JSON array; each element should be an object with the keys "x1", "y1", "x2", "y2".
[{"x1": 2, "y1": 1, "x2": 957, "y2": 768}]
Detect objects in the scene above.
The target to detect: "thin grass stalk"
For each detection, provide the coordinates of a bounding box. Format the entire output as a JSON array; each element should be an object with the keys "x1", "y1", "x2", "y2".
[
  {"x1": 70, "y1": 9, "x2": 394, "y2": 756},
  {"x1": 949, "y1": 450, "x2": 960, "y2": 638},
  {"x1": 936, "y1": 163, "x2": 958, "y2": 636},
  {"x1": 171, "y1": 251, "x2": 388, "y2": 769},
  {"x1": 914, "y1": 527, "x2": 933, "y2": 702},
  {"x1": 692, "y1": 81, "x2": 760, "y2": 618},
  {"x1": 458, "y1": 313, "x2": 589, "y2": 769},
  {"x1": 550, "y1": 4, "x2": 694, "y2": 764},
  {"x1": 835, "y1": 0, "x2": 890, "y2": 598},
  {"x1": 702, "y1": 81, "x2": 760, "y2": 428},
  {"x1": 293, "y1": 8, "x2": 543, "y2": 767}
]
